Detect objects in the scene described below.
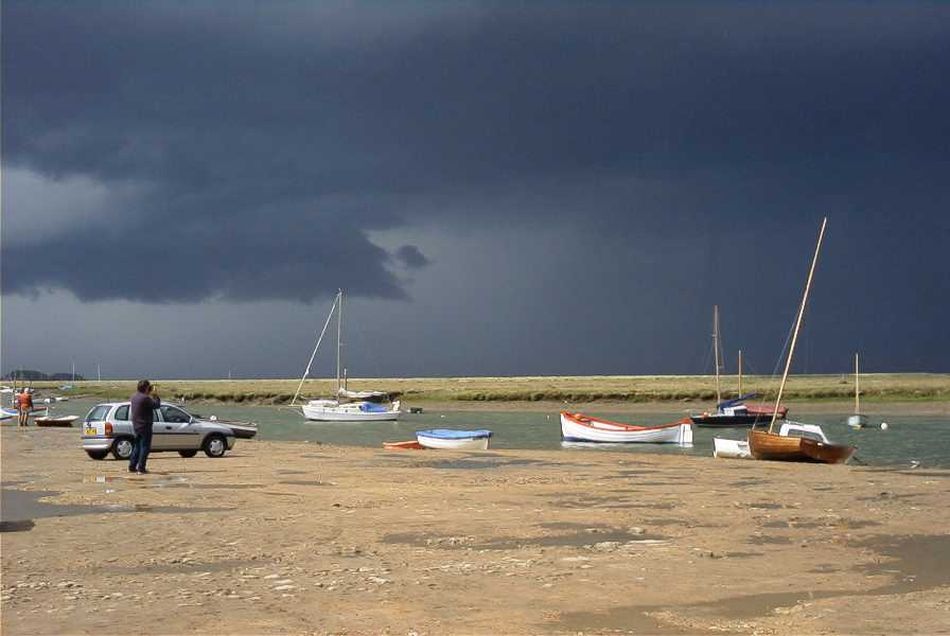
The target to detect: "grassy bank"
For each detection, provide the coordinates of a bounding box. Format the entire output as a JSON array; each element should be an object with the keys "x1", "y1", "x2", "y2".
[{"x1": 21, "y1": 373, "x2": 950, "y2": 405}]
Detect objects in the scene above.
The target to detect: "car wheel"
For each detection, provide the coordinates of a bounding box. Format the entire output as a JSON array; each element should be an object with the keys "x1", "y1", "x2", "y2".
[
  {"x1": 111, "y1": 437, "x2": 134, "y2": 461},
  {"x1": 86, "y1": 450, "x2": 109, "y2": 460},
  {"x1": 202, "y1": 434, "x2": 227, "y2": 458},
  {"x1": 178, "y1": 449, "x2": 198, "y2": 458}
]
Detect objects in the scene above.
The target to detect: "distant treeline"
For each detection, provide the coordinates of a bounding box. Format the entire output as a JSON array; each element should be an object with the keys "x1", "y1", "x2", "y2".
[{"x1": 4, "y1": 369, "x2": 85, "y2": 382}]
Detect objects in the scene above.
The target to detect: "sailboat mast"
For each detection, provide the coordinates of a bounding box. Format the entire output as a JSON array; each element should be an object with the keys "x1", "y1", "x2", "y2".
[
  {"x1": 854, "y1": 352, "x2": 860, "y2": 415},
  {"x1": 768, "y1": 217, "x2": 828, "y2": 433},
  {"x1": 336, "y1": 289, "x2": 344, "y2": 394},
  {"x1": 713, "y1": 305, "x2": 722, "y2": 404},
  {"x1": 738, "y1": 349, "x2": 743, "y2": 396}
]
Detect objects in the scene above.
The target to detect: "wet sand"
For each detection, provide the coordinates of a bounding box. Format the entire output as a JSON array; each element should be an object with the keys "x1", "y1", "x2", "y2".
[{"x1": 2, "y1": 427, "x2": 949, "y2": 634}]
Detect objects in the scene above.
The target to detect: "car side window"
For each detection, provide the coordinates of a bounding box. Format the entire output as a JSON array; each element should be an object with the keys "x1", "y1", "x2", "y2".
[
  {"x1": 114, "y1": 405, "x2": 130, "y2": 421},
  {"x1": 85, "y1": 405, "x2": 111, "y2": 422},
  {"x1": 161, "y1": 406, "x2": 191, "y2": 423}
]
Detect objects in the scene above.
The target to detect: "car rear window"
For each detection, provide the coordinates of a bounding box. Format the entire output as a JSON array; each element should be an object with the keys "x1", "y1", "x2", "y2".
[
  {"x1": 86, "y1": 405, "x2": 111, "y2": 422},
  {"x1": 114, "y1": 405, "x2": 130, "y2": 420}
]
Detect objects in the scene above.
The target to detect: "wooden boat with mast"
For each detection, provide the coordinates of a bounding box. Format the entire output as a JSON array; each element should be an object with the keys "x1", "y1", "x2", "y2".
[
  {"x1": 847, "y1": 352, "x2": 869, "y2": 429},
  {"x1": 747, "y1": 218, "x2": 855, "y2": 464},
  {"x1": 691, "y1": 307, "x2": 787, "y2": 428}
]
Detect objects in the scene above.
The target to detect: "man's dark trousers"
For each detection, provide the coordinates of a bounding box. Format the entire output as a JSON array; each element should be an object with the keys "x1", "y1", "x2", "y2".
[{"x1": 129, "y1": 428, "x2": 153, "y2": 472}]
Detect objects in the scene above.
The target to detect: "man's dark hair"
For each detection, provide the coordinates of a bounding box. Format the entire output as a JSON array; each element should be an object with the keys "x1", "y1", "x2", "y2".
[{"x1": 137, "y1": 379, "x2": 151, "y2": 393}]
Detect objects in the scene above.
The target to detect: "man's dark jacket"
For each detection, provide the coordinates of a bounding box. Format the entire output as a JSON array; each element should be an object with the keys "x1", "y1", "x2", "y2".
[{"x1": 130, "y1": 391, "x2": 161, "y2": 435}]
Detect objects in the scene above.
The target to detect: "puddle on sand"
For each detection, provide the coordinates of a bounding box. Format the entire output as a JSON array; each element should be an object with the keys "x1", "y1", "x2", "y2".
[
  {"x1": 0, "y1": 487, "x2": 232, "y2": 532},
  {"x1": 550, "y1": 494, "x2": 679, "y2": 510},
  {"x1": 747, "y1": 534, "x2": 794, "y2": 545},
  {"x1": 101, "y1": 558, "x2": 255, "y2": 575},
  {"x1": 384, "y1": 527, "x2": 668, "y2": 551},
  {"x1": 416, "y1": 457, "x2": 544, "y2": 471},
  {"x1": 761, "y1": 518, "x2": 881, "y2": 530},
  {"x1": 557, "y1": 533, "x2": 950, "y2": 632}
]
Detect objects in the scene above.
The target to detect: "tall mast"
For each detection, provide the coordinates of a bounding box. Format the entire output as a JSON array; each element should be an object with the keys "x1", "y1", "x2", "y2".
[
  {"x1": 854, "y1": 352, "x2": 860, "y2": 415},
  {"x1": 336, "y1": 289, "x2": 344, "y2": 394},
  {"x1": 738, "y1": 349, "x2": 743, "y2": 396},
  {"x1": 768, "y1": 217, "x2": 828, "y2": 433},
  {"x1": 712, "y1": 305, "x2": 722, "y2": 404}
]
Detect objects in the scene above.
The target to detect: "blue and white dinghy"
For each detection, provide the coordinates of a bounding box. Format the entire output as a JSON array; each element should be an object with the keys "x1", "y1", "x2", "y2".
[{"x1": 416, "y1": 429, "x2": 493, "y2": 450}]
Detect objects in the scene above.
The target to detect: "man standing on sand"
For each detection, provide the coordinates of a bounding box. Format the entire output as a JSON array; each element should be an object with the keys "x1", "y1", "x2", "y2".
[
  {"x1": 17, "y1": 389, "x2": 34, "y2": 427},
  {"x1": 129, "y1": 379, "x2": 160, "y2": 474}
]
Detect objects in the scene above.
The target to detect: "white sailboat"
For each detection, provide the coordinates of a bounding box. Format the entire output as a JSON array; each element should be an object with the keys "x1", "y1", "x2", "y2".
[
  {"x1": 847, "y1": 352, "x2": 869, "y2": 429},
  {"x1": 292, "y1": 290, "x2": 400, "y2": 422}
]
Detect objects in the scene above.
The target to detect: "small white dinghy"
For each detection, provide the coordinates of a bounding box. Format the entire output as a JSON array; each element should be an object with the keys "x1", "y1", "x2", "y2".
[
  {"x1": 416, "y1": 429, "x2": 492, "y2": 450},
  {"x1": 560, "y1": 412, "x2": 693, "y2": 445},
  {"x1": 712, "y1": 437, "x2": 752, "y2": 459}
]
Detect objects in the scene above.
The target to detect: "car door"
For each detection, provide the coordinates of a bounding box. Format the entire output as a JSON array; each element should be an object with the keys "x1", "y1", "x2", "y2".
[{"x1": 157, "y1": 405, "x2": 201, "y2": 450}]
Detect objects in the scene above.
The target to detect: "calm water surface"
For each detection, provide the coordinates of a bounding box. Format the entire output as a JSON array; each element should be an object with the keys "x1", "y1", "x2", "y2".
[{"x1": 49, "y1": 399, "x2": 950, "y2": 468}]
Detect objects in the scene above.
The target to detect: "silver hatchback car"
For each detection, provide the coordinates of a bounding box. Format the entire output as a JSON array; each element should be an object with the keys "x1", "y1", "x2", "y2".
[{"x1": 81, "y1": 402, "x2": 236, "y2": 461}]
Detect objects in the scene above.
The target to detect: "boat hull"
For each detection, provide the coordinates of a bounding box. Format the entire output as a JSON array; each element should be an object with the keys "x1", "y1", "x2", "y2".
[
  {"x1": 692, "y1": 413, "x2": 780, "y2": 428},
  {"x1": 383, "y1": 440, "x2": 426, "y2": 450},
  {"x1": 34, "y1": 416, "x2": 78, "y2": 427},
  {"x1": 712, "y1": 437, "x2": 751, "y2": 459},
  {"x1": 416, "y1": 433, "x2": 491, "y2": 450},
  {"x1": 302, "y1": 405, "x2": 400, "y2": 422},
  {"x1": 560, "y1": 412, "x2": 693, "y2": 444},
  {"x1": 847, "y1": 414, "x2": 869, "y2": 429},
  {"x1": 747, "y1": 429, "x2": 854, "y2": 464}
]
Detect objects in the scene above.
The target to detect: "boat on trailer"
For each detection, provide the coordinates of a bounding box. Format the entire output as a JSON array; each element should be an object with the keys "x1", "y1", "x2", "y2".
[
  {"x1": 560, "y1": 412, "x2": 693, "y2": 445},
  {"x1": 34, "y1": 415, "x2": 79, "y2": 428},
  {"x1": 416, "y1": 429, "x2": 492, "y2": 450},
  {"x1": 747, "y1": 218, "x2": 856, "y2": 465}
]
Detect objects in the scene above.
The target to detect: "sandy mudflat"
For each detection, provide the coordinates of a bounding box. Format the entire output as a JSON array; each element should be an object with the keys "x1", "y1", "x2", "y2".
[{"x1": 2, "y1": 427, "x2": 949, "y2": 635}]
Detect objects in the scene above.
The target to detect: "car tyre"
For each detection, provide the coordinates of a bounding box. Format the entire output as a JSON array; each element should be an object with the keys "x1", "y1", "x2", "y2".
[
  {"x1": 86, "y1": 449, "x2": 109, "y2": 460},
  {"x1": 111, "y1": 437, "x2": 134, "y2": 461},
  {"x1": 178, "y1": 449, "x2": 198, "y2": 458},
  {"x1": 202, "y1": 434, "x2": 227, "y2": 458}
]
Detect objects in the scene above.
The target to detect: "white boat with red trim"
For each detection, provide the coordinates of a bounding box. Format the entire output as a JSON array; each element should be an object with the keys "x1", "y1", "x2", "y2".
[{"x1": 560, "y1": 412, "x2": 693, "y2": 445}]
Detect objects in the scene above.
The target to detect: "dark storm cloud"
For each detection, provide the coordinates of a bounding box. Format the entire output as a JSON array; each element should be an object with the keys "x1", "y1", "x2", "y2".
[
  {"x1": 394, "y1": 245, "x2": 430, "y2": 269},
  {"x1": 2, "y1": 1, "x2": 949, "y2": 313}
]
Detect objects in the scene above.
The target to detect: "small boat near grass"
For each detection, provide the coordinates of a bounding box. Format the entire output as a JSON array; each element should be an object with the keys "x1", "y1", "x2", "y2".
[
  {"x1": 416, "y1": 429, "x2": 492, "y2": 450},
  {"x1": 560, "y1": 412, "x2": 693, "y2": 445},
  {"x1": 383, "y1": 440, "x2": 426, "y2": 450}
]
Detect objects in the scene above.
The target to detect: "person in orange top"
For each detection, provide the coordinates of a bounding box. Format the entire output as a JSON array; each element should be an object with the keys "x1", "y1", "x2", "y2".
[{"x1": 17, "y1": 389, "x2": 34, "y2": 427}]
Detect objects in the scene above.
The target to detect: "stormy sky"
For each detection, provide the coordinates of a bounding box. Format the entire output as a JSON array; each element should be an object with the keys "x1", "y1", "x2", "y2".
[{"x1": 2, "y1": 1, "x2": 948, "y2": 380}]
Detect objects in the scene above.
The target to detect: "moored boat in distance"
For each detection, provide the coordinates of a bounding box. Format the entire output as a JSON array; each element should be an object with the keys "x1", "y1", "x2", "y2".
[
  {"x1": 416, "y1": 429, "x2": 492, "y2": 450},
  {"x1": 560, "y1": 412, "x2": 693, "y2": 445},
  {"x1": 691, "y1": 393, "x2": 788, "y2": 428},
  {"x1": 303, "y1": 399, "x2": 400, "y2": 422},
  {"x1": 847, "y1": 352, "x2": 869, "y2": 429},
  {"x1": 292, "y1": 289, "x2": 401, "y2": 422}
]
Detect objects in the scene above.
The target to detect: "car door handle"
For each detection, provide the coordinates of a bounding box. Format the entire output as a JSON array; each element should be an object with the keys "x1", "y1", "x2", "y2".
[{"x1": 165, "y1": 426, "x2": 172, "y2": 430}]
